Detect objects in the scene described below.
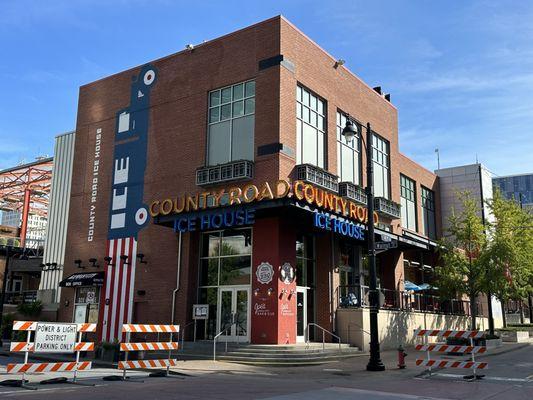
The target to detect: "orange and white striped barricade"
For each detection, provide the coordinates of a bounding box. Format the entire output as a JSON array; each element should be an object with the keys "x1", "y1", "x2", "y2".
[
  {"x1": 413, "y1": 329, "x2": 487, "y2": 380},
  {"x1": 119, "y1": 324, "x2": 180, "y2": 380},
  {"x1": 7, "y1": 321, "x2": 97, "y2": 389}
]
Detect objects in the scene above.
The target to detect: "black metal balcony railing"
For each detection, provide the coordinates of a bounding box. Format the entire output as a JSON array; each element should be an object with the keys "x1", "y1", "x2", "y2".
[
  {"x1": 1, "y1": 290, "x2": 38, "y2": 305},
  {"x1": 374, "y1": 197, "x2": 401, "y2": 219},
  {"x1": 196, "y1": 160, "x2": 253, "y2": 186},
  {"x1": 338, "y1": 182, "x2": 367, "y2": 205},
  {"x1": 296, "y1": 164, "x2": 339, "y2": 192},
  {"x1": 0, "y1": 236, "x2": 45, "y2": 257},
  {"x1": 336, "y1": 285, "x2": 484, "y2": 317}
]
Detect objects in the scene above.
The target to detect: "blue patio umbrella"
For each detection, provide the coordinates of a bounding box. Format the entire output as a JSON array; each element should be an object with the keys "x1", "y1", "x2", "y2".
[
  {"x1": 419, "y1": 283, "x2": 438, "y2": 291},
  {"x1": 404, "y1": 280, "x2": 421, "y2": 291}
]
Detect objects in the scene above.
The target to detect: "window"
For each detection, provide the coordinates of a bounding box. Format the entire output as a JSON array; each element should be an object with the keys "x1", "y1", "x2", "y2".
[
  {"x1": 296, "y1": 235, "x2": 315, "y2": 288},
  {"x1": 372, "y1": 134, "x2": 390, "y2": 198},
  {"x1": 296, "y1": 85, "x2": 326, "y2": 168},
  {"x1": 74, "y1": 287, "x2": 100, "y2": 324},
  {"x1": 207, "y1": 81, "x2": 255, "y2": 165},
  {"x1": 421, "y1": 186, "x2": 437, "y2": 239},
  {"x1": 199, "y1": 229, "x2": 252, "y2": 287},
  {"x1": 400, "y1": 174, "x2": 417, "y2": 232},
  {"x1": 336, "y1": 112, "x2": 361, "y2": 185}
]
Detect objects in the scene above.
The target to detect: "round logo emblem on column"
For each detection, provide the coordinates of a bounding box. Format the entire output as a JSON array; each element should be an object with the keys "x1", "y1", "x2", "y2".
[
  {"x1": 256, "y1": 262, "x2": 274, "y2": 284},
  {"x1": 280, "y1": 262, "x2": 295, "y2": 284}
]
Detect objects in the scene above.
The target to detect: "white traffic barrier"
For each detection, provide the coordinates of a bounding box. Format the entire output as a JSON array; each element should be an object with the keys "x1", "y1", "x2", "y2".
[
  {"x1": 414, "y1": 329, "x2": 485, "y2": 339},
  {"x1": 118, "y1": 323, "x2": 180, "y2": 380},
  {"x1": 414, "y1": 328, "x2": 488, "y2": 380},
  {"x1": 6, "y1": 321, "x2": 97, "y2": 389},
  {"x1": 415, "y1": 359, "x2": 488, "y2": 369},
  {"x1": 7, "y1": 361, "x2": 93, "y2": 374},
  {"x1": 118, "y1": 359, "x2": 178, "y2": 370}
]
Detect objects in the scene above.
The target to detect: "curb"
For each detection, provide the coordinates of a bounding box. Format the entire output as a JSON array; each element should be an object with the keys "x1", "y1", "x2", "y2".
[{"x1": 476, "y1": 342, "x2": 531, "y2": 359}]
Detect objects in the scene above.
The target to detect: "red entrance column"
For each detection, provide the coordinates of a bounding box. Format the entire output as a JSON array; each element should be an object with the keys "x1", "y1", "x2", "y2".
[{"x1": 251, "y1": 217, "x2": 297, "y2": 344}]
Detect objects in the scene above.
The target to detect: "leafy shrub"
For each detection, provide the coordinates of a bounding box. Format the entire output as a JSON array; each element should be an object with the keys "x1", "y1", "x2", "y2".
[
  {"x1": 17, "y1": 301, "x2": 43, "y2": 317},
  {"x1": 1, "y1": 313, "x2": 16, "y2": 338}
]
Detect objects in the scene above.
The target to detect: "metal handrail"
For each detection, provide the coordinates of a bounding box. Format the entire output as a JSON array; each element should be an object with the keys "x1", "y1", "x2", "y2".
[
  {"x1": 305, "y1": 323, "x2": 342, "y2": 351},
  {"x1": 213, "y1": 321, "x2": 248, "y2": 361},
  {"x1": 213, "y1": 324, "x2": 233, "y2": 361},
  {"x1": 178, "y1": 321, "x2": 197, "y2": 350}
]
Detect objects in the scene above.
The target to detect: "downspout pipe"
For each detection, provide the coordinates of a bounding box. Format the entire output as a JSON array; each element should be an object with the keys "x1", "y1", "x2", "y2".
[{"x1": 171, "y1": 232, "x2": 182, "y2": 338}]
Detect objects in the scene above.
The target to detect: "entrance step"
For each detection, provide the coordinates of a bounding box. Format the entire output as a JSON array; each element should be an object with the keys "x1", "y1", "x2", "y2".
[{"x1": 178, "y1": 342, "x2": 363, "y2": 366}]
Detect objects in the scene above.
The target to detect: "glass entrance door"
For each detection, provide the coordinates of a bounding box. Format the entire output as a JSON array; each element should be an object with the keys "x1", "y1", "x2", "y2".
[
  {"x1": 217, "y1": 286, "x2": 250, "y2": 342},
  {"x1": 296, "y1": 287, "x2": 307, "y2": 343}
]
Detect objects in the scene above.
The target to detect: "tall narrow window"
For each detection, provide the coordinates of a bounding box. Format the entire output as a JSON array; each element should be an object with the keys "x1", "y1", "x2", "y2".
[
  {"x1": 400, "y1": 174, "x2": 417, "y2": 232},
  {"x1": 421, "y1": 186, "x2": 436, "y2": 239},
  {"x1": 372, "y1": 134, "x2": 390, "y2": 198},
  {"x1": 296, "y1": 85, "x2": 326, "y2": 168},
  {"x1": 336, "y1": 112, "x2": 361, "y2": 185},
  {"x1": 207, "y1": 81, "x2": 255, "y2": 165}
]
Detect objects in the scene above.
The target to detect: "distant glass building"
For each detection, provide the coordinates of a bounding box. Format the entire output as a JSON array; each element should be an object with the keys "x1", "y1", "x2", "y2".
[{"x1": 492, "y1": 173, "x2": 533, "y2": 209}]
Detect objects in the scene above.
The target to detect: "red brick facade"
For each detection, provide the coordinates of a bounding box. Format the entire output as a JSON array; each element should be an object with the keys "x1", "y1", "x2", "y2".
[{"x1": 59, "y1": 16, "x2": 441, "y2": 344}]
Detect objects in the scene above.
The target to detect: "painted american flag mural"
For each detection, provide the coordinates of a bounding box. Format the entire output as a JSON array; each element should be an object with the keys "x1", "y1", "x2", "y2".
[{"x1": 101, "y1": 64, "x2": 157, "y2": 342}]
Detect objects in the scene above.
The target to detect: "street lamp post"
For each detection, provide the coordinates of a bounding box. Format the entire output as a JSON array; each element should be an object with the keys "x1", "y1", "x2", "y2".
[
  {"x1": 0, "y1": 246, "x2": 11, "y2": 346},
  {"x1": 342, "y1": 119, "x2": 385, "y2": 371}
]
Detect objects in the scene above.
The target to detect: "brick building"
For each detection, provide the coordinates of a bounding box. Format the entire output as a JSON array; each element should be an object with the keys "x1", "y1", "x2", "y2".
[{"x1": 58, "y1": 16, "x2": 453, "y2": 347}]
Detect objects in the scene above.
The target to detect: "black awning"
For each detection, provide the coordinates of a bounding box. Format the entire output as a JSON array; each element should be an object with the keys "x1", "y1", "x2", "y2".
[{"x1": 59, "y1": 272, "x2": 105, "y2": 287}]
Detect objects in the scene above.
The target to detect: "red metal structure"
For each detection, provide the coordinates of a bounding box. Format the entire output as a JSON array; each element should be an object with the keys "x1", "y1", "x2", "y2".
[{"x1": 0, "y1": 158, "x2": 53, "y2": 247}]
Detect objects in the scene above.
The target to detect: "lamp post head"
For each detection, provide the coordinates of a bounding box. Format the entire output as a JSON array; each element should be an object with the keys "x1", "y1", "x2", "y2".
[{"x1": 342, "y1": 119, "x2": 358, "y2": 143}]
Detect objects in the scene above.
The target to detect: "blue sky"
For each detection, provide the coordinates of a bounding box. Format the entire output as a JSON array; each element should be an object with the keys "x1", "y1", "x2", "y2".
[{"x1": 1, "y1": 0, "x2": 532, "y2": 176}]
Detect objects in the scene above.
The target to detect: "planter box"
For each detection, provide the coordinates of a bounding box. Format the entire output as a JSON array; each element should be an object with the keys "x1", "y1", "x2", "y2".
[{"x1": 499, "y1": 331, "x2": 530, "y2": 343}]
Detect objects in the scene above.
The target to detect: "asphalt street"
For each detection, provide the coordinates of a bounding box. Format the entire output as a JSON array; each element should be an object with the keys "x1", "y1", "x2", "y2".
[{"x1": 0, "y1": 344, "x2": 531, "y2": 399}]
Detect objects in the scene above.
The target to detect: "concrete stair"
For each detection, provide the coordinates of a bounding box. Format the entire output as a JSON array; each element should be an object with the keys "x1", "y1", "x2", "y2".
[{"x1": 178, "y1": 342, "x2": 364, "y2": 366}]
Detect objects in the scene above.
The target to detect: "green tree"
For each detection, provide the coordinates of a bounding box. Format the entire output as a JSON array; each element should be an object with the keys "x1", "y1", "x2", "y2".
[
  {"x1": 484, "y1": 190, "x2": 533, "y2": 327},
  {"x1": 436, "y1": 192, "x2": 488, "y2": 330}
]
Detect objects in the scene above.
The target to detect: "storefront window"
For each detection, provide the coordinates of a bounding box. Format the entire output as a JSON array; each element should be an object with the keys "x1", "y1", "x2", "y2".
[
  {"x1": 296, "y1": 235, "x2": 315, "y2": 287},
  {"x1": 199, "y1": 229, "x2": 252, "y2": 286},
  {"x1": 198, "y1": 228, "x2": 252, "y2": 339},
  {"x1": 74, "y1": 287, "x2": 100, "y2": 324}
]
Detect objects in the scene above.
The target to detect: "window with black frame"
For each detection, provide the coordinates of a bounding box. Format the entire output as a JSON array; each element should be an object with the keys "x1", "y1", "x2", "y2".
[
  {"x1": 372, "y1": 133, "x2": 390, "y2": 199},
  {"x1": 421, "y1": 186, "x2": 437, "y2": 239},
  {"x1": 400, "y1": 174, "x2": 417, "y2": 232},
  {"x1": 296, "y1": 235, "x2": 316, "y2": 339},
  {"x1": 207, "y1": 81, "x2": 255, "y2": 166},
  {"x1": 336, "y1": 112, "x2": 361, "y2": 185},
  {"x1": 296, "y1": 85, "x2": 326, "y2": 168}
]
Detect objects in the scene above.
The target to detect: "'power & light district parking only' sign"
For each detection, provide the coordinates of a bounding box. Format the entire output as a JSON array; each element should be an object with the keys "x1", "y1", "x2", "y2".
[{"x1": 34, "y1": 323, "x2": 78, "y2": 353}]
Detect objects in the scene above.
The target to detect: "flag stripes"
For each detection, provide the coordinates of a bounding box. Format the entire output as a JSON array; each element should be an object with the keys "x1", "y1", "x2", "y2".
[
  {"x1": 414, "y1": 329, "x2": 485, "y2": 339},
  {"x1": 122, "y1": 324, "x2": 180, "y2": 333},
  {"x1": 118, "y1": 359, "x2": 178, "y2": 370},
  {"x1": 120, "y1": 342, "x2": 179, "y2": 352},
  {"x1": 102, "y1": 237, "x2": 138, "y2": 342},
  {"x1": 415, "y1": 344, "x2": 486, "y2": 354},
  {"x1": 7, "y1": 361, "x2": 92, "y2": 374},
  {"x1": 415, "y1": 359, "x2": 488, "y2": 369}
]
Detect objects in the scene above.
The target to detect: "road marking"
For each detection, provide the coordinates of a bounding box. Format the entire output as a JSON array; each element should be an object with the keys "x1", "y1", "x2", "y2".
[
  {"x1": 323, "y1": 368, "x2": 343, "y2": 372},
  {"x1": 434, "y1": 372, "x2": 529, "y2": 382}
]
